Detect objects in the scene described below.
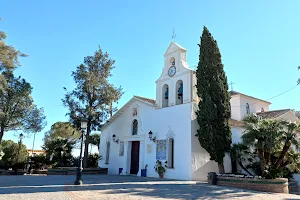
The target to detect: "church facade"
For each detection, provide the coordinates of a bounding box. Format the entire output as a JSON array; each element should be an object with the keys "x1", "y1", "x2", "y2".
[{"x1": 98, "y1": 42, "x2": 300, "y2": 181}]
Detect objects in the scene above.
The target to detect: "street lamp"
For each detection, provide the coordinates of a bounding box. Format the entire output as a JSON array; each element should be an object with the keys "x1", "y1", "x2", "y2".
[
  {"x1": 148, "y1": 131, "x2": 156, "y2": 142},
  {"x1": 74, "y1": 119, "x2": 88, "y2": 185},
  {"x1": 17, "y1": 133, "x2": 24, "y2": 159},
  {"x1": 16, "y1": 133, "x2": 24, "y2": 174}
]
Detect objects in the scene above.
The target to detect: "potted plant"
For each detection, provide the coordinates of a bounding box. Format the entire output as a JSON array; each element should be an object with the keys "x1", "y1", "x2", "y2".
[
  {"x1": 141, "y1": 164, "x2": 148, "y2": 177},
  {"x1": 154, "y1": 160, "x2": 165, "y2": 178}
]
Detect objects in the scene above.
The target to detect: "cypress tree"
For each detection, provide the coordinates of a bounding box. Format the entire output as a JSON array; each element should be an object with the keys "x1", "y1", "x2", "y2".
[{"x1": 195, "y1": 26, "x2": 231, "y2": 173}]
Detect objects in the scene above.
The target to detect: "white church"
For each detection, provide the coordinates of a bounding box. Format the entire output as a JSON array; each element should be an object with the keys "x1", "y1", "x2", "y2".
[{"x1": 98, "y1": 42, "x2": 300, "y2": 181}]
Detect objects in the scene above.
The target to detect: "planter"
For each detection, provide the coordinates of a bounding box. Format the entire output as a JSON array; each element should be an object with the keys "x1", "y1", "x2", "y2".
[
  {"x1": 141, "y1": 169, "x2": 147, "y2": 177},
  {"x1": 211, "y1": 175, "x2": 289, "y2": 194},
  {"x1": 159, "y1": 174, "x2": 164, "y2": 178},
  {"x1": 47, "y1": 168, "x2": 108, "y2": 175},
  {"x1": 207, "y1": 172, "x2": 217, "y2": 185},
  {"x1": 0, "y1": 170, "x2": 26, "y2": 175}
]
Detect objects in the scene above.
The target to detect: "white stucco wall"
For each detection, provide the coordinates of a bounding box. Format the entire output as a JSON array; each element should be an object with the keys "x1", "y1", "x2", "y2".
[
  {"x1": 99, "y1": 99, "x2": 155, "y2": 176},
  {"x1": 231, "y1": 126, "x2": 244, "y2": 144},
  {"x1": 190, "y1": 103, "x2": 231, "y2": 181},
  {"x1": 239, "y1": 95, "x2": 270, "y2": 120},
  {"x1": 99, "y1": 99, "x2": 193, "y2": 180},
  {"x1": 230, "y1": 95, "x2": 241, "y2": 120}
]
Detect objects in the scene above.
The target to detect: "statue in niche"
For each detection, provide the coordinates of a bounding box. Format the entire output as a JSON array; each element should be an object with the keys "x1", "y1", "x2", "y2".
[{"x1": 133, "y1": 108, "x2": 138, "y2": 117}]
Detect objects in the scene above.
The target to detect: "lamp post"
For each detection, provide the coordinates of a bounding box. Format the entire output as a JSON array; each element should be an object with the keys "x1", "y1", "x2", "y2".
[
  {"x1": 16, "y1": 133, "x2": 24, "y2": 174},
  {"x1": 17, "y1": 133, "x2": 24, "y2": 160},
  {"x1": 28, "y1": 132, "x2": 36, "y2": 174},
  {"x1": 74, "y1": 119, "x2": 88, "y2": 185}
]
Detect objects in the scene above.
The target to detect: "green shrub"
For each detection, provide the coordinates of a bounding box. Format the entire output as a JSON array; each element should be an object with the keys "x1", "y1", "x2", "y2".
[{"x1": 88, "y1": 153, "x2": 101, "y2": 168}]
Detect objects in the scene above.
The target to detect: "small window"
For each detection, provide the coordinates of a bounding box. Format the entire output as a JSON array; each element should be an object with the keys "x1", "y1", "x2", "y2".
[
  {"x1": 132, "y1": 119, "x2": 138, "y2": 135},
  {"x1": 261, "y1": 107, "x2": 264, "y2": 112},
  {"x1": 167, "y1": 138, "x2": 174, "y2": 168},
  {"x1": 246, "y1": 103, "x2": 250, "y2": 114},
  {"x1": 105, "y1": 142, "x2": 110, "y2": 164}
]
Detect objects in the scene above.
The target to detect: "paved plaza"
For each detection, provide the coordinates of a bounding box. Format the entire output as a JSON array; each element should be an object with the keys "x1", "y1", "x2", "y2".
[{"x1": 0, "y1": 175, "x2": 299, "y2": 200}]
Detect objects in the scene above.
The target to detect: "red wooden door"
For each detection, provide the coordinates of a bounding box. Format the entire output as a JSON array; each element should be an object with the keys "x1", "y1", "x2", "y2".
[{"x1": 130, "y1": 141, "x2": 140, "y2": 174}]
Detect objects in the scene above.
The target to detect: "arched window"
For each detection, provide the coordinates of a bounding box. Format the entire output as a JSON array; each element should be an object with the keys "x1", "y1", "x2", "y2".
[
  {"x1": 167, "y1": 138, "x2": 174, "y2": 168},
  {"x1": 162, "y1": 84, "x2": 169, "y2": 108},
  {"x1": 246, "y1": 103, "x2": 250, "y2": 114},
  {"x1": 105, "y1": 142, "x2": 110, "y2": 164},
  {"x1": 176, "y1": 80, "x2": 183, "y2": 105},
  {"x1": 132, "y1": 119, "x2": 138, "y2": 135}
]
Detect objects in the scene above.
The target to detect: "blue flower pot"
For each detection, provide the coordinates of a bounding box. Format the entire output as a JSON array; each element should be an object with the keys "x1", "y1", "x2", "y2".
[{"x1": 141, "y1": 169, "x2": 147, "y2": 177}]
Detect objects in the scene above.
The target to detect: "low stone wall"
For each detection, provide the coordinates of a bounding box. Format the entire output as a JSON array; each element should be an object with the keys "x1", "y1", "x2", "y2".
[
  {"x1": 47, "y1": 168, "x2": 108, "y2": 175},
  {"x1": 32, "y1": 169, "x2": 48, "y2": 175},
  {"x1": 216, "y1": 176, "x2": 289, "y2": 193},
  {"x1": 0, "y1": 169, "x2": 26, "y2": 175}
]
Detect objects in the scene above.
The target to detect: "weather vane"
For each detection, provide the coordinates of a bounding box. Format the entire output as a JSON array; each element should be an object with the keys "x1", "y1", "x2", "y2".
[{"x1": 172, "y1": 28, "x2": 176, "y2": 42}]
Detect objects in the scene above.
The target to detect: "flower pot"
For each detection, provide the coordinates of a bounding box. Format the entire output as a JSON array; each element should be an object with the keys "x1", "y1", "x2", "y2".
[
  {"x1": 159, "y1": 174, "x2": 164, "y2": 178},
  {"x1": 141, "y1": 169, "x2": 147, "y2": 177}
]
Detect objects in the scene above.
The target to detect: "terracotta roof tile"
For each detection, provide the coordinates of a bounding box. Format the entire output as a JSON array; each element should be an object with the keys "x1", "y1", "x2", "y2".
[
  {"x1": 134, "y1": 96, "x2": 156, "y2": 105},
  {"x1": 229, "y1": 91, "x2": 271, "y2": 104},
  {"x1": 229, "y1": 119, "x2": 245, "y2": 127},
  {"x1": 256, "y1": 109, "x2": 291, "y2": 119},
  {"x1": 27, "y1": 149, "x2": 45, "y2": 153},
  {"x1": 296, "y1": 111, "x2": 300, "y2": 119}
]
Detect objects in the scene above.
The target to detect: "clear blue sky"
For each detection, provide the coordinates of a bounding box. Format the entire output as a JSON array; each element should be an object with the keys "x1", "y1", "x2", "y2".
[{"x1": 1, "y1": 0, "x2": 300, "y2": 150}]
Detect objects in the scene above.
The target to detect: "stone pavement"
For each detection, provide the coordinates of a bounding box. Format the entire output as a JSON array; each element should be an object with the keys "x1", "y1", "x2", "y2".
[{"x1": 0, "y1": 175, "x2": 299, "y2": 200}]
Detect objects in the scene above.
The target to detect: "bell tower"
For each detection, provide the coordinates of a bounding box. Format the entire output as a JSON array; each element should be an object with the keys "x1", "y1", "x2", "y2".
[{"x1": 155, "y1": 42, "x2": 194, "y2": 109}]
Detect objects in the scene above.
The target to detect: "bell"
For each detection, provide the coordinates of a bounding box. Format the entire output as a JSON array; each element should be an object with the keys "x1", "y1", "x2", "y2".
[
  {"x1": 178, "y1": 84, "x2": 183, "y2": 96},
  {"x1": 165, "y1": 88, "x2": 169, "y2": 99}
]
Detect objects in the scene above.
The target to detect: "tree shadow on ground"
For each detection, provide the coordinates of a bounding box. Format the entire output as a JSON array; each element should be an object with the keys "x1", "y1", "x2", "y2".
[{"x1": 0, "y1": 175, "x2": 297, "y2": 199}]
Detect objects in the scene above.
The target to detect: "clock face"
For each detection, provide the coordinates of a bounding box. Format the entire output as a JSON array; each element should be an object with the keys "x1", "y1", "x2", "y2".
[{"x1": 168, "y1": 66, "x2": 176, "y2": 77}]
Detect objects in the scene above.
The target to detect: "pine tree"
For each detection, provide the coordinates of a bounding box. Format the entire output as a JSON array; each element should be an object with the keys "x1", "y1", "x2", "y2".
[
  {"x1": 62, "y1": 46, "x2": 123, "y2": 168},
  {"x1": 195, "y1": 26, "x2": 231, "y2": 173},
  {"x1": 0, "y1": 71, "x2": 46, "y2": 142}
]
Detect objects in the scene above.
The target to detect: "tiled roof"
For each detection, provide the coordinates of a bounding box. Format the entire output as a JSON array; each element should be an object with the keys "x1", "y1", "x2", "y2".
[
  {"x1": 229, "y1": 119, "x2": 245, "y2": 127},
  {"x1": 295, "y1": 111, "x2": 300, "y2": 119},
  {"x1": 256, "y1": 109, "x2": 291, "y2": 119},
  {"x1": 134, "y1": 96, "x2": 156, "y2": 105},
  {"x1": 101, "y1": 96, "x2": 156, "y2": 130},
  {"x1": 27, "y1": 149, "x2": 45, "y2": 153},
  {"x1": 229, "y1": 91, "x2": 271, "y2": 104}
]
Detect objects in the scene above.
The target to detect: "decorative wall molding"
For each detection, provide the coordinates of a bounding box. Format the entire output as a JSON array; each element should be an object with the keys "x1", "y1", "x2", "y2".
[
  {"x1": 166, "y1": 125, "x2": 175, "y2": 139},
  {"x1": 106, "y1": 134, "x2": 112, "y2": 142}
]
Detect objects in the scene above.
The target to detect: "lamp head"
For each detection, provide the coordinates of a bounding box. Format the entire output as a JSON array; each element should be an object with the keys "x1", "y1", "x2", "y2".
[
  {"x1": 148, "y1": 131, "x2": 153, "y2": 139},
  {"x1": 80, "y1": 119, "x2": 88, "y2": 129}
]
